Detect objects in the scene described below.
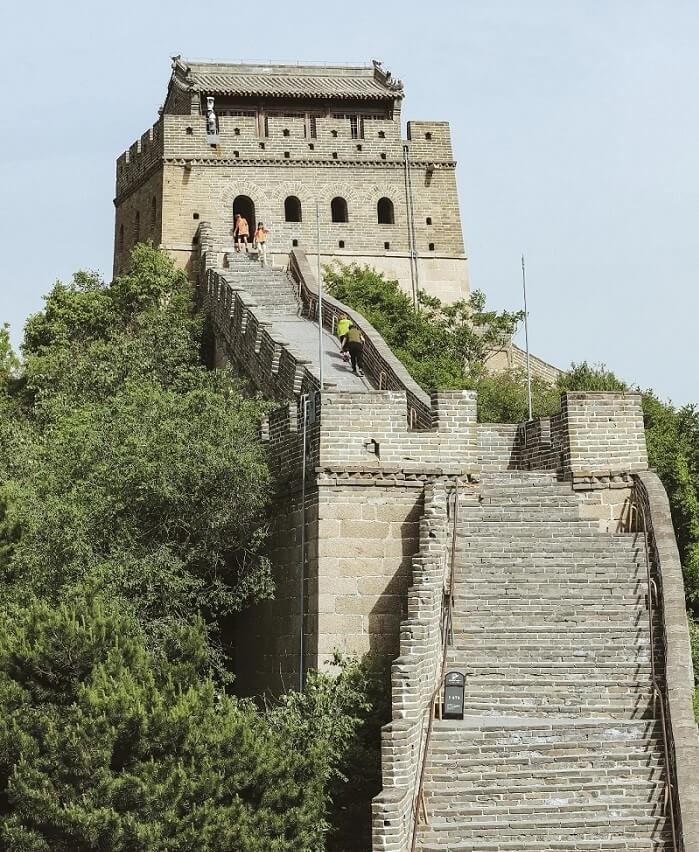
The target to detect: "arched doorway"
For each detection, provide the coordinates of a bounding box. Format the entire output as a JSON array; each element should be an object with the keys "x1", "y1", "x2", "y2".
[{"x1": 233, "y1": 195, "x2": 256, "y2": 235}]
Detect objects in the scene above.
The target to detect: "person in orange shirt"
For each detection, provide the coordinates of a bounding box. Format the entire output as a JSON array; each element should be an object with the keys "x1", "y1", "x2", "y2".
[{"x1": 233, "y1": 213, "x2": 249, "y2": 252}]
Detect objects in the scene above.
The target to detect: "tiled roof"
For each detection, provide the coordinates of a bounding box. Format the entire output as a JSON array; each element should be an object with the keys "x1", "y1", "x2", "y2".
[
  {"x1": 193, "y1": 72, "x2": 392, "y2": 99},
  {"x1": 174, "y1": 60, "x2": 403, "y2": 100}
]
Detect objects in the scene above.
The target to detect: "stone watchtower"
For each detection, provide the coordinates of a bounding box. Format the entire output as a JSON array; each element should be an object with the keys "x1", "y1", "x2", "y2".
[{"x1": 113, "y1": 56, "x2": 470, "y2": 303}]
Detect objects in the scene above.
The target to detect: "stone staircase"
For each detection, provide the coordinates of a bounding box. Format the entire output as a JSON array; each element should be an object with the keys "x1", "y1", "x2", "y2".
[
  {"x1": 415, "y1": 471, "x2": 672, "y2": 851},
  {"x1": 223, "y1": 251, "x2": 301, "y2": 318}
]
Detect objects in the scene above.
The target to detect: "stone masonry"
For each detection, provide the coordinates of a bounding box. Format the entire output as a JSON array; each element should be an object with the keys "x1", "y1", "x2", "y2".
[
  {"x1": 114, "y1": 57, "x2": 470, "y2": 304},
  {"x1": 193, "y1": 223, "x2": 697, "y2": 849}
]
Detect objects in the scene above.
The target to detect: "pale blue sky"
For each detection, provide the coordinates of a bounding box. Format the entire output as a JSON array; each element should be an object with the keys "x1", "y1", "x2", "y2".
[{"x1": 1, "y1": 0, "x2": 696, "y2": 404}]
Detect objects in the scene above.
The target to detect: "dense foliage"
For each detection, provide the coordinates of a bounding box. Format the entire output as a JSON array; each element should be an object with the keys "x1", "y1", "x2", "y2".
[
  {"x1": 0, "y1": 246, "x2": 381, "y2": 850},
  {"x1": 324, "y1": 262, "x2": 523, "y2": 391}
]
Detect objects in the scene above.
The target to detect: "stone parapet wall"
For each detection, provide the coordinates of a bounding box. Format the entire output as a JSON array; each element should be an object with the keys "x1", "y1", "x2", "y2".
[
  {"x1": 634, "y1": 471, "x2": 699, "y2": 852},
  {"x1": 372, "y1": 482, "x2": 451, "y2": 852},
  {"x1": 565, "y1": 392, "x2": 648, "y2": 476},
  {"x1": 289, "y1": 248, "x2": 433, "y2": 427},
  {"x1": 483, "y1": 392, "x2": 649, "y2": 481},
  {"x1": 517, "y1": 412, "x2": 567, "y2": 471},
  {"x1": 115, "y1": 119, "x2": 165, "y2": 198},
  {"x1": 317, "y1": 391, "x2": 477, "y2": 474}
]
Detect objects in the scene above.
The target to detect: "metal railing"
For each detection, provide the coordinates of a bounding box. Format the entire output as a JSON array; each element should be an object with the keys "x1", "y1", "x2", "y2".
[
  {"x1": 628, "y1": 491, "x2": 680, "y2": 852},
  {"x1": 409, "y1": 479, "x2": 460, "y2": 852}
]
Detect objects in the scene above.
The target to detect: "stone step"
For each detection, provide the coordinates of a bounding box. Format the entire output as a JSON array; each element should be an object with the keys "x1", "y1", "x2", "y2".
[
  {"x1": 454, "y1": 587, "x2": 647, "y2": 601},
  {"x1": 460, "y1": 507, "x2": 583, "y2": 521},
  {"x1": 426, "y1": 775, "x2": 665, "y2": 798},
  {"x1": 449, "y1": 660, "x2": 654, "y2": 674},
  {"x1": 416, "y1": 837, "x2": 670, "y2": 851},
  {"x1": 459, "y1": 701, "x2": 654, "y2": 719},
  {"x1": 425, "y1": 760, "x2": 666, "y2": 783},
  {"x1": 429, "y1": 716, "x2": 662, "y2": 735},
  {"x1": 416, "y1": 815, "x2": 670, "y2": 847},
  {"x1": 457, "y1": 624, "x2": 652, "y2": 637},
  {"x1": 449, "y1": 644, "x2": 654, "y2": 662},
  {"x1": 456, "y1": 578, "x2": 647, "y2": 591},
  {"x1": 455, "y1": 539, "x2": 640, "y2": 552},
  {"x1": 454, "y1": 554, "x2": 648, "y2": 582},
  {"x1": 422, "y1": 798, "x2": 666, "y2": 821}
]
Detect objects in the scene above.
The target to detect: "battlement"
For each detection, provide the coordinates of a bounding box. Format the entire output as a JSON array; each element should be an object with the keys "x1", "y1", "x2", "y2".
[
  {"x1": 115, "y1": 112, "x2": 454, "y2": 203},
  {"x1": 115, "y1": 120, "x2": 164, "y2": 197}
]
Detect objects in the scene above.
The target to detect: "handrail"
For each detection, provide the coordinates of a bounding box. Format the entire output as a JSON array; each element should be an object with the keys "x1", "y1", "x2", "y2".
[
  {"x1": 630, "y1": 493, "x2": 679, "y2": 852},
  {"x1": 409, "y1": 478, "x2": 460, "y2": 852}
]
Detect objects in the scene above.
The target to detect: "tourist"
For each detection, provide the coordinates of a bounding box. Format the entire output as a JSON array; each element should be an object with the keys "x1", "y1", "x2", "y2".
[
  {"x1": 233, "y1": 213, "x2": 249, "y2": 252},
  {"x1": 343, "y1": 323, "x2": 365, "y2": 376},
  {"x1": 254, "y1": 221, "x2": 269, "y2": 264},
  {"x1": 336, "y1": 313, "x2": 351, "y2": 361}
]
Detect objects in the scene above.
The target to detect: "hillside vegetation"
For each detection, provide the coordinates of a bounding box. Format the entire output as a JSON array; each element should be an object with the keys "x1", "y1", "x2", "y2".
[{"x1": 0, "y1": 247, "x2": 380, "y2": 852}]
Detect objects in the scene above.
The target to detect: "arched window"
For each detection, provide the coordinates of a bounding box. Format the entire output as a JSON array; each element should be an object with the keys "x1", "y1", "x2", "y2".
[
  {"x1": 284, "y1": 196, "x2": 302, "y2": 222},
  {"x1": 331, "y1": 196, "x2": 348, "y2": 223},
  {"x1": 134, "y1": 211, "x2": 140, "y2": 243},
  {"x1": 377, "y1": 197, "x2": 395, "y2": 225},
  {"x1": 118, "y1": 224, "x2": 124, "y2": 251},
  {"x1": 150, "y1": 196, "x2": 157, "y2": 231}
]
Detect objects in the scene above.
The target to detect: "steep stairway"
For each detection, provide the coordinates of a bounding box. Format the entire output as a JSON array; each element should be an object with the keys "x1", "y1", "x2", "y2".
[
  {"x1": 221, "y1": 252, "x2": 371, "y2": 390},
  {"x1": 223, "y1": 251, "x2": 302, "y2": 318},
  {"x1": 415, "y1": 471, "x2": 672, "y2": 851}
]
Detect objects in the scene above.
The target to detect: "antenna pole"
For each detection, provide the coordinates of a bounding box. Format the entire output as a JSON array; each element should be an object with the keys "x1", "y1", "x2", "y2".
[{"x1": 521, "y1": 254, "x2": 533, "y2": 421}]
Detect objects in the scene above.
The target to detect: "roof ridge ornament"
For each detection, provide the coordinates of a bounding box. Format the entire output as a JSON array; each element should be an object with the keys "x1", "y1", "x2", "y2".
[
  {"x1": 171, "y1": 55, "x2": 195, "y2": 89},
  {"x1": 372, "y1": 58, "x2": 404, "y2": 93}
]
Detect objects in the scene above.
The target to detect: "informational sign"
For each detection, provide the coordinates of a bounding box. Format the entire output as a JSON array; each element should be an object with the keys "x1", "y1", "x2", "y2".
[{"x1": 443, "y1": 671, "x2": 465, "y2": 719}]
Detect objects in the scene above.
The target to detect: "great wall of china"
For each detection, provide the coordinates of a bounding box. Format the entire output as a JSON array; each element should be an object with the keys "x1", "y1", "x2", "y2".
[
  {"x1": 113, "y1": 57, "x2": 699, "y2": 851},
  {"x1": 196, "y1": 230, "x2": 698, "y2": 851}
]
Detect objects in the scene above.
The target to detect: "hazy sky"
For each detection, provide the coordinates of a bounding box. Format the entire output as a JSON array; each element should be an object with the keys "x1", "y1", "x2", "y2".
[{"x1": 1, "y1": 1, "x2": 696, "y2": 404}]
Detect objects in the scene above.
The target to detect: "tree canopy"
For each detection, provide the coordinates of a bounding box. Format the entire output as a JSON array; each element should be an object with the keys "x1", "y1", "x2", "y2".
[{"x1": 0, "y1": 245, "x2": 381, "y2": 850}]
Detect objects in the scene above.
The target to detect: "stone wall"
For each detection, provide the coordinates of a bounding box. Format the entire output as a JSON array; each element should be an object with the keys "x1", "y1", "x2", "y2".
[
  {"x1": 114, "y1": 108, "x2": 470, "y2": 302},
  {"x1": 112, "y1": 169, "x2": 163, "y2": 276},
  {"x1": 634, "y1": 471, "x2": 699, "y2": 852},
  {"x1": 289, "y1": 248, "x2": 433, "y2": 427},
  {"x1": 371, "y1": 482, "x2": 451, "y2": 852},
  {"x1": 477, "y1": 423, "x2": 519, "y2": 471},
  {"x1": 512, "y1": 392, "x2": 648, "y2": 482},
  {"x1": 565, "y1": 391, "x2": 648, "y2": 477}
]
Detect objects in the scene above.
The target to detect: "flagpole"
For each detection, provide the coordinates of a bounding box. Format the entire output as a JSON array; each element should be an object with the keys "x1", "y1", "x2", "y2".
[{"x1": 521, "y1": 254, "x2": 533, "y2": 421}]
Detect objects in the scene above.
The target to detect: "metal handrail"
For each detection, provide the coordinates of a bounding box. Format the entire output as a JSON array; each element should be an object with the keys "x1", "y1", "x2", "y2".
[
  {"x1": 409, "y1": 480, "x2": 460, "y2": 852},
  {"x1": 630, "y1": 493, "x2": 679, "y2": 851}
]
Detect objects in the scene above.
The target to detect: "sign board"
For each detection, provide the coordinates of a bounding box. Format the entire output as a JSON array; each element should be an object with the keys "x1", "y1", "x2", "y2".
[{"x1": 443, "y1": 671, "x2": 465, "y2": 719}]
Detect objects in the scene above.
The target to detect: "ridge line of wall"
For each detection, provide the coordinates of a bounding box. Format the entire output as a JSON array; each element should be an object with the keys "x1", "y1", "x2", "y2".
[
  {"x1": 634, "y1": 470, "x2": 699, "y2": 852},
  {"x1": 371, "y1": 481, "x2": 451, "y2": 852}
]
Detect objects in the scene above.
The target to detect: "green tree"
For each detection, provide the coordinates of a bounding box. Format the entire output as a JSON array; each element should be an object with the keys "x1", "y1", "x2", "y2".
[
  {"x1": 0, "y1": 588, "x2": 336, "y2": 852},
  {"x1": 324, "y1": 263, "x2": 523, "y2": 391},
  {"x1": 0, "y1": 324, "x2": 19, "y2": 391},
  {"x1": 557, "y1": 361, "x2": 628, "y2": 393}
]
